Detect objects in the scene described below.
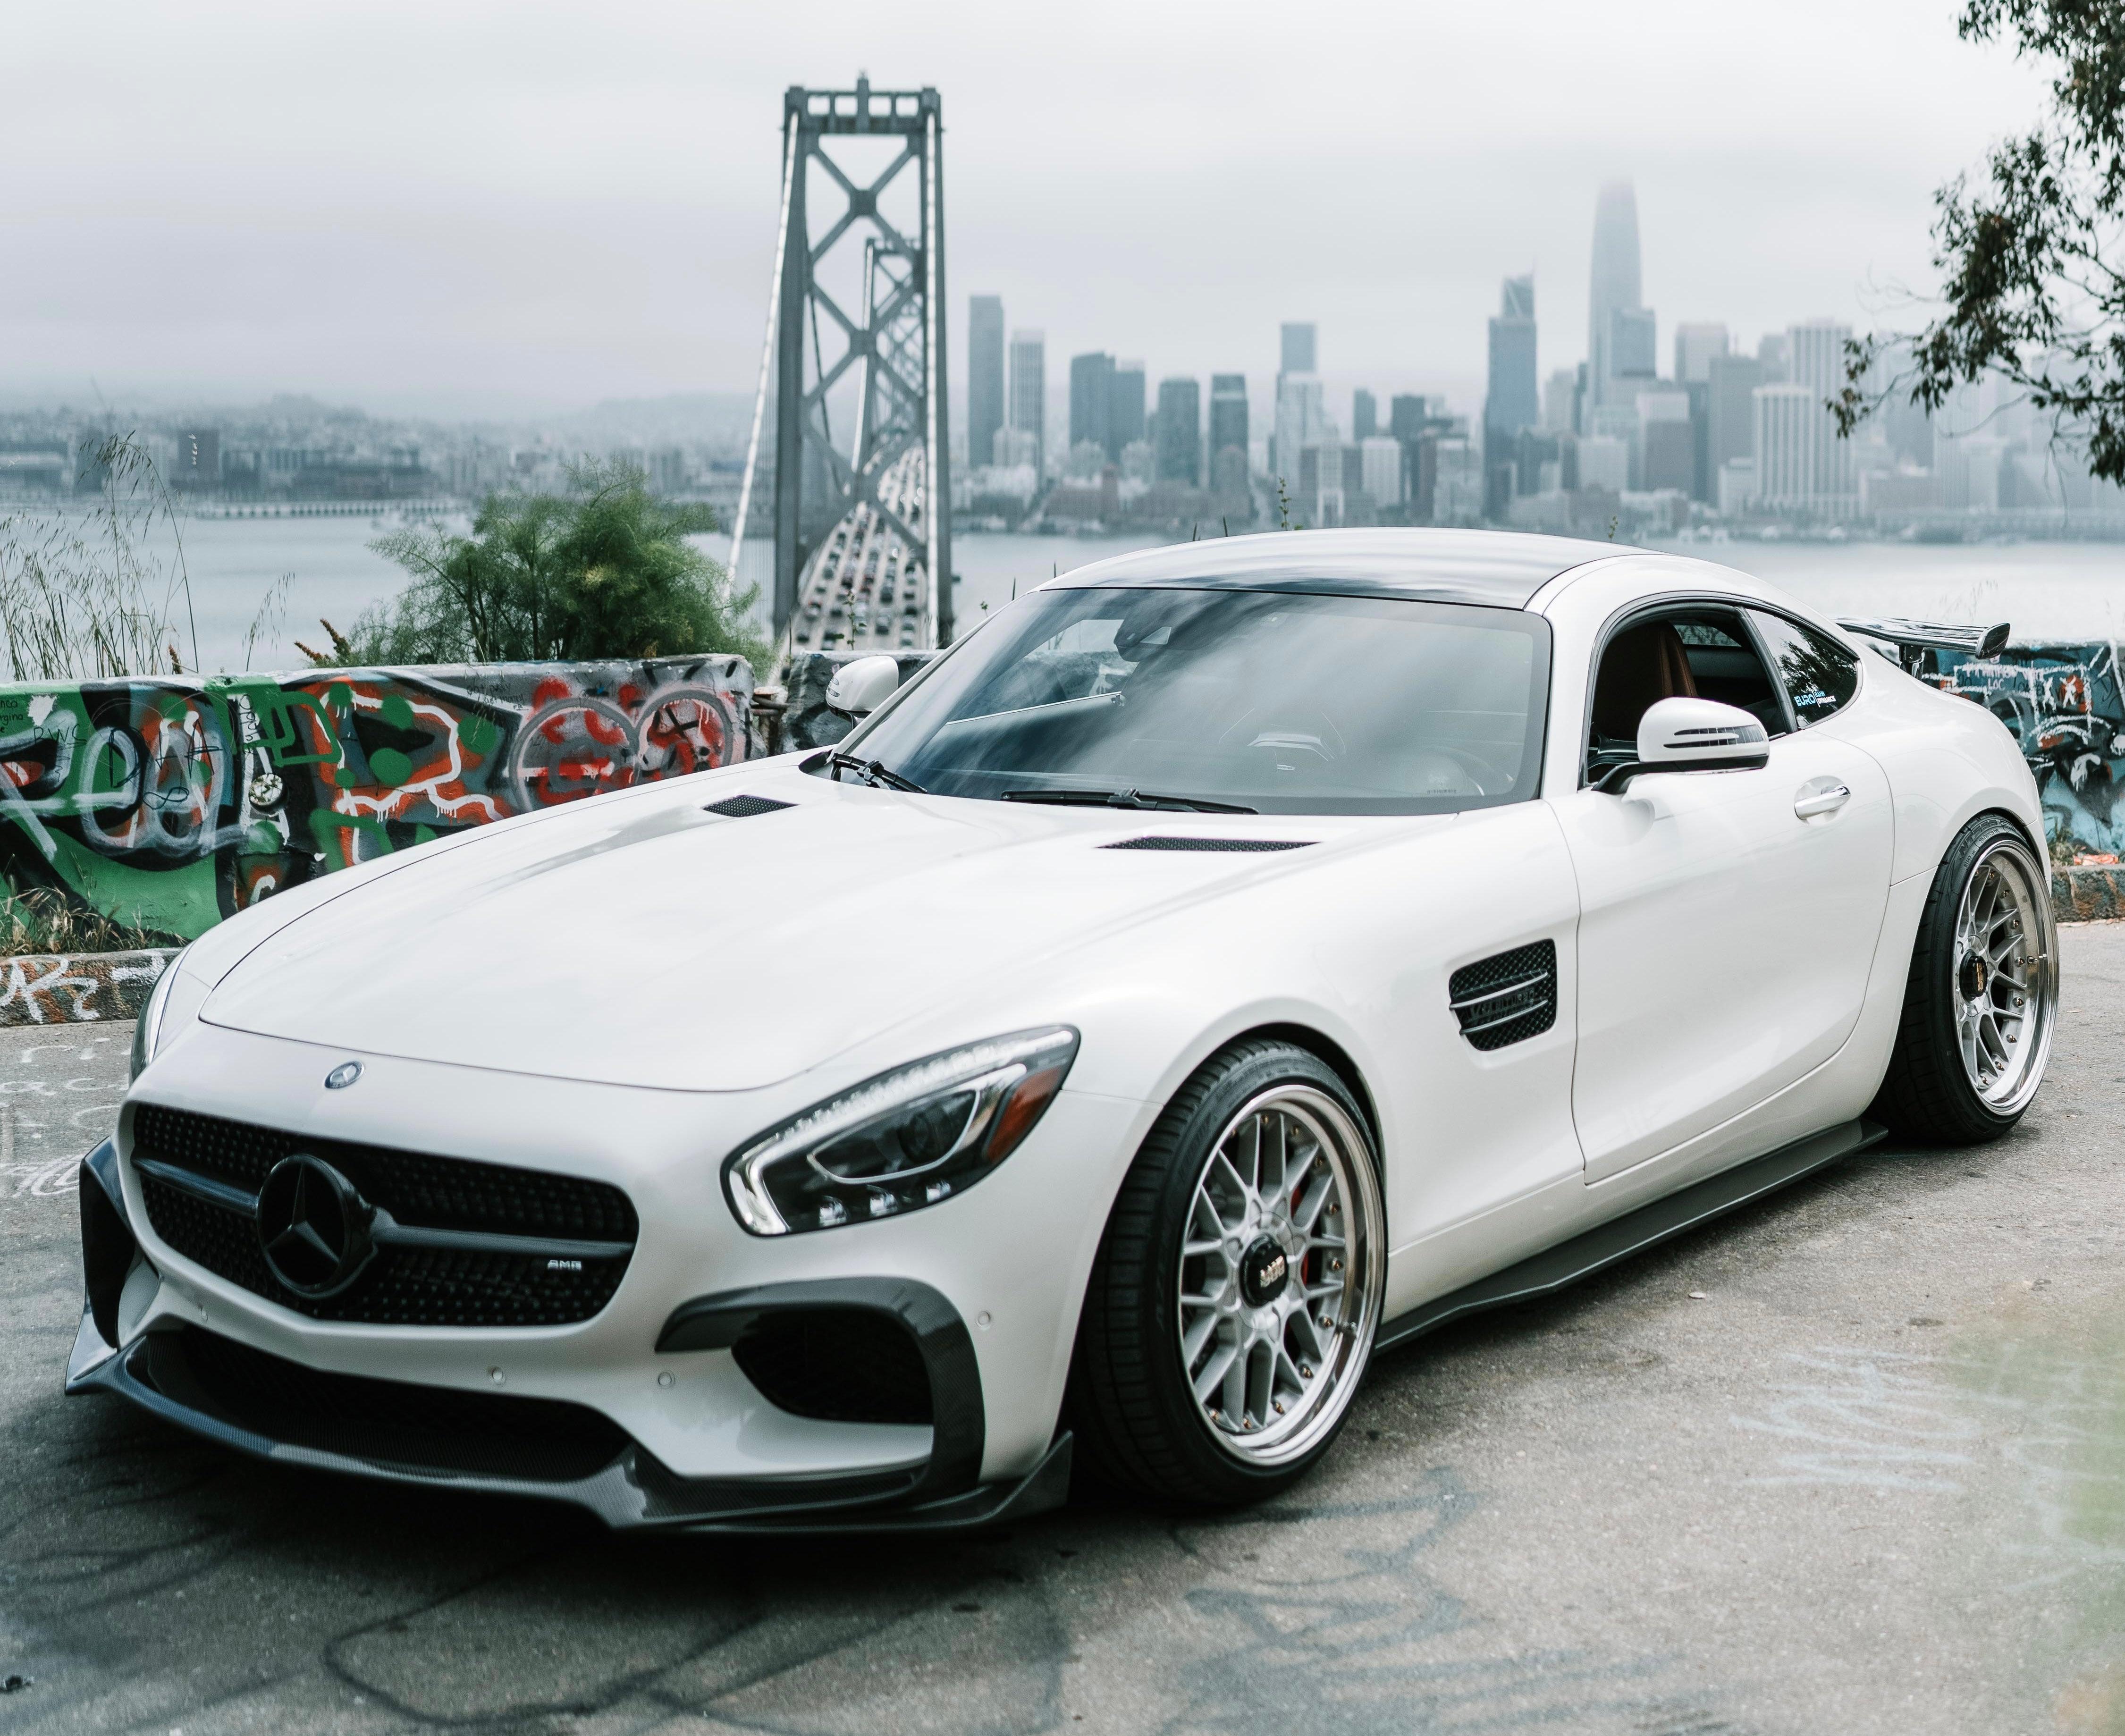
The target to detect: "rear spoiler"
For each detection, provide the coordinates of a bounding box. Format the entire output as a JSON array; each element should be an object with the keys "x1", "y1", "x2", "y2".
[{"x1": 1836, "y1": 616, "x2": 2011, "y2": 674}]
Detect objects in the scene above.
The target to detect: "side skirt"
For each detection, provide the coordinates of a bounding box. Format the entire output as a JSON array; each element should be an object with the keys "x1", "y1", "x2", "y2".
[{"x1": 1376, "y1": 1118, "x2": 1885, "y2": 1354}]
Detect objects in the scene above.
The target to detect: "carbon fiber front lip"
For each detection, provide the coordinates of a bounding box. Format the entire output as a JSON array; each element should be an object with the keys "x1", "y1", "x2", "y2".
[{"x1": 67, "y1": 1308, "x2": 1070, "y2": 1534}]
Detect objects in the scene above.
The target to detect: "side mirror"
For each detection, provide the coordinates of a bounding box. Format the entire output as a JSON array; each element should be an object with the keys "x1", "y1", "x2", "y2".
[
  {"x1": 1595, "y1": 697, "x2": 1770, "y2": 793},
  {"x1": 825, "y1": 655, "x2": 901, "y2": 717}
]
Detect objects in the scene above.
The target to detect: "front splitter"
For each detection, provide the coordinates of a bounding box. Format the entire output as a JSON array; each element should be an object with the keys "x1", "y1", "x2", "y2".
[{"x1": 67, "y1": 1309, "x2": 1072, "y2": 1536}]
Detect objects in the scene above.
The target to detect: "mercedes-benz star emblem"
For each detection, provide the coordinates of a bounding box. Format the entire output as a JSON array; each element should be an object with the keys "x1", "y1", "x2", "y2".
[
  {"x1": 325, "y1": 1061, "x2": 363, "y2": 1090},
  {"x1": 255, "y1": 1155, "x2": 375, "y2": 1297}
]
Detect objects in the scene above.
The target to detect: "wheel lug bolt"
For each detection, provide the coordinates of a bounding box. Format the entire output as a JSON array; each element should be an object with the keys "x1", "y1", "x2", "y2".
[
  {"x1": 1331, "y1": 1258, "x2": 1343, "y2": 1272},
  {"x1": 1273, "y1": 1400, "x2": 1286, "y2": 1415},
  {"x1": 1300, "y1": 1364, "x2": 1313, "y2": 1379}
]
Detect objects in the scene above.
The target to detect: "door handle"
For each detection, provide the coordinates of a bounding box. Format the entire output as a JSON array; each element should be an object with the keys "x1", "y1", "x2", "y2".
[{"x1": 1794, "y1": 780, "x2": 1851, "y2": 820}]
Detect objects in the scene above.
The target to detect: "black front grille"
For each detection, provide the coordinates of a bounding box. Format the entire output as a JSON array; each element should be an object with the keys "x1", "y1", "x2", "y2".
[
  {"x1": 131, "y1": 1104, "x2": 637, "y2": 1328},
  {"x1": 732, "y1": 1308, "x2": 932, "y2": 1426},
  {"x1": 1103, "y1": 836, "x2": 1315, "y2": 853},
  {"x1": 147, "y1": 1326, "x2": 630, "y2": 1483},
  {"x1": 1448, "y1": 940, "x2": 1559, "y2": 1052}
]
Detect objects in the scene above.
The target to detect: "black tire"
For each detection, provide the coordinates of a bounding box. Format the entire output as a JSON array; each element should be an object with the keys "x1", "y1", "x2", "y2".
[
  {"x1": 1067, "y1": 1039, "x2": 1386, "y2": 1506},
  {"x1": 1870, "y1": 814, "x2": 2059, "y2": 1145}
]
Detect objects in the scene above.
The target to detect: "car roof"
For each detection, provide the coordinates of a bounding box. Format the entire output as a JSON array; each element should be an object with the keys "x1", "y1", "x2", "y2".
[{"x1": 1042, "y1": 527, "x2": 1640, "y2": 610}]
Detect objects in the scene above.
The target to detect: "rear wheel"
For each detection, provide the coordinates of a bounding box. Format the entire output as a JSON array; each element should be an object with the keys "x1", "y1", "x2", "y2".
[
  {"x1": 1872, "y1": 815, "x2": 2059, "y2": 1144},
  {"x1": 1068, "y1": 1041, "x2": 1385, "y2": 1506}
]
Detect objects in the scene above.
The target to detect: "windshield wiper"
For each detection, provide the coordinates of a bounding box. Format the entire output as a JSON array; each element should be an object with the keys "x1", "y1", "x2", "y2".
[
  {"x1": 826, "y1": 751, "x2": 926, "y2": 794},
  {"x1": 1000, "y1": 787, "x2": 1256, "y2": 815}
]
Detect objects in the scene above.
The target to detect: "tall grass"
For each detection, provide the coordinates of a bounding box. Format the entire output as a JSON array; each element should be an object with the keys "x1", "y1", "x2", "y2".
[
  {"x1": 0, "y1": 433, "x2": 201, "y2": 681},
  {"x1": 0, "y1": 882, "x2": 183, "y2": 956}
]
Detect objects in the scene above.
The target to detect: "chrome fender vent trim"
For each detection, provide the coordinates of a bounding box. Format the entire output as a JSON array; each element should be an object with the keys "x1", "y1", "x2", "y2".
[{"x1": 1448, "y1": 939, "x2": 1558, "y2": 1051}]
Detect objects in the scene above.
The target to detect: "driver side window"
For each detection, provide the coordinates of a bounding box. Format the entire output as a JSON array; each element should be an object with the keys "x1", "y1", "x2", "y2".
[{"x1": 1585, "y1": 606, "x2": 1788, "y2": 779}]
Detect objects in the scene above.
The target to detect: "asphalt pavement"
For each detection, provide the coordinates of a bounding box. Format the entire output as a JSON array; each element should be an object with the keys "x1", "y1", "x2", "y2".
[{"x1": 3, "y1": 928, "x2": 2124, "y2": 1735}]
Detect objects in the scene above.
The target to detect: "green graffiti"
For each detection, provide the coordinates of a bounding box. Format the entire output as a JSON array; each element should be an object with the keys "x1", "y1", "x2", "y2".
[
  {"x1": 306, "y1": 806, "x2": 394, "y2": 873},
  {"x1": 0, "y1": 657, "x2": 751, "y2": 942}
]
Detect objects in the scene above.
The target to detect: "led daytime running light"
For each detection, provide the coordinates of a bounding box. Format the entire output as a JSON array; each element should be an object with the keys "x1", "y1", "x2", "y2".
[{"x1": 725, "y1": 1026, "x2": 1078, "y2": 1235}]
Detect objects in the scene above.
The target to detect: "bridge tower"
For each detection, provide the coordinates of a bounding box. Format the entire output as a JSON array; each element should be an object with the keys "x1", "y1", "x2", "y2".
[{"x1": 729, "y1": 79, "x2": 953, "y2": 652}]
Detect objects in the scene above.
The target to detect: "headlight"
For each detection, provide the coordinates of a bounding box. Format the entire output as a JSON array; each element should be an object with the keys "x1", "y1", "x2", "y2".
[
  {"x1": 724, "y1": 1027, "x2": 1079, "y2": 1235},
  {"x1": 129, "y1": 947, "x2": 189, "y2": 1083}
]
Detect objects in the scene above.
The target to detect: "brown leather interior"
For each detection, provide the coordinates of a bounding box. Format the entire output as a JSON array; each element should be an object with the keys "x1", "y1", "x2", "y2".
[{"x1": 1591, "y1": 621, "x2": 1698, "y2": 742}]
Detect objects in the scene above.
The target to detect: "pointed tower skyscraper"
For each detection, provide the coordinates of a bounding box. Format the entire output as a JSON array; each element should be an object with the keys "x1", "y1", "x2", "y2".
[{"x1": 1587, "y1": 180, "x2": 1643, "y2": 416}]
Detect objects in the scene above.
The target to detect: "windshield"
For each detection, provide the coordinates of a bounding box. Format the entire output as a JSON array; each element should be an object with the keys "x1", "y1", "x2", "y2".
[{"x1": 837, "y1": 586, "x2": 1550, "y2": 815}]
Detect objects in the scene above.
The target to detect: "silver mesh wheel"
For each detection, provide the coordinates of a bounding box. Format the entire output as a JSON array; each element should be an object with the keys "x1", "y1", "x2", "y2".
[
  {"x1": 1952, "y1": 834, "x2": 2057, "y2": 1115},
  {"x1": 1176, "y1": 1084, "x2": 1383, "y2": 1467}
]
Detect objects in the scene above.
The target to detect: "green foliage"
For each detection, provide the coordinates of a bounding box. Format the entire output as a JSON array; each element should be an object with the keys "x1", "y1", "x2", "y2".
[
  {"x1": 1839, "y1": 2, "x2": 2125, "y2": 481},
  {"x1": 349, "y1": 462, "x2": 767, "y2": 668}
]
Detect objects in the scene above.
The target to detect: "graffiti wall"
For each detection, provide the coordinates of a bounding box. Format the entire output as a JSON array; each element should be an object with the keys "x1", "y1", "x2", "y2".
[
  {"x1": 1930, "y1": 641, "x2": 2125, "y2": 856},
  {"x1": 0, "y1": 656, "x2": 751, "y2": 940}
]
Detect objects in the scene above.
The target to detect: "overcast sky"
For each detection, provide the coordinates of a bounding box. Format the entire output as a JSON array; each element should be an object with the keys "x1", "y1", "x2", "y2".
[{"x1": 5, "y1": 0, "x2": 2053, "y2": 422}]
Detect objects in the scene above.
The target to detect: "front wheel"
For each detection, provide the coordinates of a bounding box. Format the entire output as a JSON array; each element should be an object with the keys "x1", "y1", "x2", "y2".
[
  {"x1": 1068, "y1": 1040, "x2": 1386, "y2": 1506},
  {"x1": 1872, "y1": 814, "x2": 2059, "y2": 1144}
]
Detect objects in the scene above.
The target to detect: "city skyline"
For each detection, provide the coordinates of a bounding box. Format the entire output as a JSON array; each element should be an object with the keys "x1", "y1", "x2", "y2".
[{"x1": 3, "y1": 0, "x2": 2054, "y2": 418}]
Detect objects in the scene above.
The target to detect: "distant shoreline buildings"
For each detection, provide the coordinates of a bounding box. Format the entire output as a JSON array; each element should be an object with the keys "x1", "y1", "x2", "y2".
[{"x1": 7, "y1": 182, "x2": 2119, "y2": 544}]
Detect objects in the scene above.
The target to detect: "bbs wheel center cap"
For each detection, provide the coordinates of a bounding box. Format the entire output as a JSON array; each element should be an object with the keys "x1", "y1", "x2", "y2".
[
  {"x1": 1958, "y1": 952, "x2": 1990, "y2": 1002},
  {"x1": 1239, "y1": 1234, "x2": 1291, "y2": 1308}
]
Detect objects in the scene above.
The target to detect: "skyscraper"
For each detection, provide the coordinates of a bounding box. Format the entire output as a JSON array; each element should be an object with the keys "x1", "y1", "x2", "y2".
[
  {"x1": 1753, "y1": 320, "x2": 1856, "y2": 513},
  {"x1": 1209, "y1": 373, "x2": 1251, "y2": 518},
  {"x1": 968, "y1": 295, "x2": 1005, "y2": 469},
  {"x1": 1609, "y1": 308, "x2": 1657, "y2": 383},
  {"x1": 1542, "y1": 368, "x2": 1577, "y2": 435},
  {"x1": 1486, "y1": 275, "x2": 1540, "y2": 436},
  {"x1": 1786, "y1": 319, "x2": 1857, "y2": 500},
  {"x1": 1353, "y1": 389, "x2": 1378, "y2": 442},
  {"x1": 1673, "y1": 322, "x2": 1729, "y2": 385},
  {"x1": 1110, "y1": 360, "x2": 1147, "y2": 458},
  {"x1": 1155, "y1": 377, "x2": 1202, "y2": 484},
  {"x1": 1070, "y1": 352, "x2": 1114, "y2": 460},
  {"x1": 1753, "y1": 384, "x2": 1816, "y2": 506},
  {"x1": 1486, "y1": 274, "x2": 1539, "y2": 516},
  {"x1": 1008, "y1": 329, "x2": 1046, "y2": 475},
  {"x1": 1281, "y1": 323, "x2": 1317, "y2": 376},
  {"x1": 1587, "y1": 181, "x2": 1642, "y2": 413},
  {"x1": 1273, "y1": 377, "x2": 1327, "y2": 489},
  {"x1": 1209, "y1": 374, "x2": 1248, "y2": 467},
  {"x1": 1706, "y1": 353, "x2": 1762, "y2": 482}
]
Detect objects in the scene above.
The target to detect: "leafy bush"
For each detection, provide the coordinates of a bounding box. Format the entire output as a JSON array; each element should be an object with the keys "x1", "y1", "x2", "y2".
[{"x1": 347, "y1": 462, "x2": 767, "y2": 668}]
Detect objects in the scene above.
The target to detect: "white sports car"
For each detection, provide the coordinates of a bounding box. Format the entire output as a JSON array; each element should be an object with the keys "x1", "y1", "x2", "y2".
[{"x1": 72, "y1": 529, "x2": 2058, "y2": 1529}]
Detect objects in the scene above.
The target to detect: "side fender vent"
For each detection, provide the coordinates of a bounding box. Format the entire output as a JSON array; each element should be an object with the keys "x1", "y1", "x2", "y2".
[
  {"x1": 1102, "y1": 836, "x2": 1315, "y2": 853},
  {"x1": 1448, "y1": 939, "x2": 1558, "y2": 1051},
  {"x1": 706, "y1": 794, "x2": 796, "y2": 819}
]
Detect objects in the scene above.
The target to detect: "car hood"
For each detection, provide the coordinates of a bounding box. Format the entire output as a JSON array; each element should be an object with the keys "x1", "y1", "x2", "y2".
[{"x1": 199, "y1": 769, "x2": 1363, "y2": 1092}]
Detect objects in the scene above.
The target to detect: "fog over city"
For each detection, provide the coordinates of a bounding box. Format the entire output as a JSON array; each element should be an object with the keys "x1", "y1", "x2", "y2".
[{"x1": 8, "y1": 0, "x2": 2050, "y2": 419}]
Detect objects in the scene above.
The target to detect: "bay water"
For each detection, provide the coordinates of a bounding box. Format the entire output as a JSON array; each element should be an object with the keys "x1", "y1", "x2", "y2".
[{"x1": 13, "y1": 512, "x2": 2120, "y2": 677}]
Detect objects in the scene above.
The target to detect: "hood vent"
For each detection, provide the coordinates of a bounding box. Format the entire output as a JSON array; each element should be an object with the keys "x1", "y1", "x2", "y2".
[
  {"x1": 1103, "y1": 836, "x2": 1315, "y2": 853},
  {"x1": 1448, "y1": 940, "x2": 1558, "y2": 1051},
  {"x1": 706, "y1": 794, "x2": 796, "y2": 819}
]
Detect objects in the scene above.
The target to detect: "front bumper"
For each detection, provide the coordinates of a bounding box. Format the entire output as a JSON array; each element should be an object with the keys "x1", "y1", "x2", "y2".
[{"x1": 68, "y1": 1138, "x2": 1074, "y2": 1534}]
